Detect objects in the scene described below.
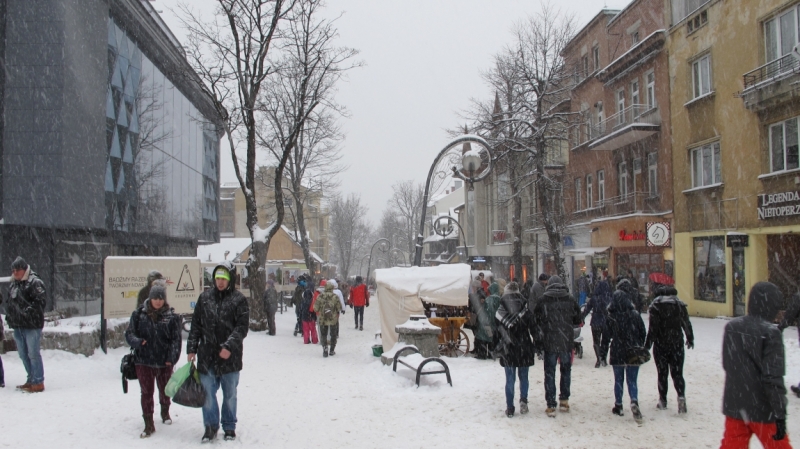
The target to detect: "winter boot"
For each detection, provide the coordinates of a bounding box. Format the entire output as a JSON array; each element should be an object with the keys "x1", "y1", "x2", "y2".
[
  {"x1": 559, "y1": 399, "x2": 570, "y2": 413},
  {"x1": 359, "y1": 326, "x2": 363, "y2": 331},
  {"x1": 201, "y1": 426, "x2": 218, "y2": 443},
  {"x1": 519, "y1": 399, "x2": 529, "y2": 414},
  {"x1": 224, "y1": 430, "x2": 236, "y2": 441},
  {"x1": 791, "y1": 385, "x2": 800, "y2": 398},
  {"x1": 329, "y1": 345, "x2": 336, "y2": 356},
  {"x1": 601, "y1": 358, "x2": 608, "y2": 367},
  {"x1": 677, "y1": 397, "x2": 687, "y2": 414},
  {"x1": 15, "y1": 382, "x2": 30, "y2": 390},
  {"x1": 594, "y1": 357, "x2": 602, "y2": 368},
  {"x1": 612, "y1": 403, "x2": 624, "y2": 416},
  {"x1": 631, "y1": 401, "x2": 643, "y2": 424},
  {"x1": 23, "y1": 383, "x2": 44, "y2": 393},
  {"x1": 140, "y1": 415, "x2": 156, "y2": 438},
  {"x1": 545, "y1": 407, "x2": 556, "y2": 418},
  {"x1": 505, "y1": 406, "x2": 515, "y2": 418},
  {"x1": 323, "y1": 346, "x2": 329, "y2": 358},
  {"x1": 161, "y1": 404, "x2": 172, "y2": 424},
  {"x1": 657, "y1": 398, "x2": 668, "y2": 410}
]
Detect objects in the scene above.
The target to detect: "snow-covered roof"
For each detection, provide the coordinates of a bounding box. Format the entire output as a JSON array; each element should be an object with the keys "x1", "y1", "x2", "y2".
[{"x1": 197, "y1": 238, "x2": 252, "y2": 264}]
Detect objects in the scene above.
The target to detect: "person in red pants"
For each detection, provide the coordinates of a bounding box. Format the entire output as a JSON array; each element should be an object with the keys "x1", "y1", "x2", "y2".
[{"x1": 720, "y1": 281, "x2": 791, "y2": 449}]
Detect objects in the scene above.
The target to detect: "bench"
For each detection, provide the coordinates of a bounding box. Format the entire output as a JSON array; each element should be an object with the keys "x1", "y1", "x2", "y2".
[{"x1": 392, "y1": 345, "x2": 452, "y2": 387}]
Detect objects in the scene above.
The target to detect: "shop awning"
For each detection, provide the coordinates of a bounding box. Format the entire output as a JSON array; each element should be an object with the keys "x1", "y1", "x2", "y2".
[{"x1": 568, "y1": 247, "x2": 611, "y2": 256}]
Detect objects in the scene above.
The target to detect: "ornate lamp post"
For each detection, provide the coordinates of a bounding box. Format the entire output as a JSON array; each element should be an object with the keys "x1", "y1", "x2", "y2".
[
  {"x1": 413, "y1": 135, "x2": 494, "y2": 266},
  {"x1": 432, "y1": 215, "x2": 469, "y2": 262}
]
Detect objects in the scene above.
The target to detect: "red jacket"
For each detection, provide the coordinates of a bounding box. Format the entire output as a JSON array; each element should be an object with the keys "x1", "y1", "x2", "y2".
[{"x1": 349, "y1": 283, "x2": 369, "y2": 307}]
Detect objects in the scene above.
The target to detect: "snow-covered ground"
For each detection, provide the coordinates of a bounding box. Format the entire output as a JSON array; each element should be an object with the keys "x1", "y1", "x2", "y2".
[{"x1": 3, "y1": 301, "x2": 800, "y2": 448}]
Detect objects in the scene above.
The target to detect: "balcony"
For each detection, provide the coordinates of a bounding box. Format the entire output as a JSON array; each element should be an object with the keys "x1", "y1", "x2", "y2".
[
  {"x1": 587, "y1": 104, "x2": 661, "y2": 151},
  {"x1": 741, "y1": 54, "x2": 800, "y2": 111}
]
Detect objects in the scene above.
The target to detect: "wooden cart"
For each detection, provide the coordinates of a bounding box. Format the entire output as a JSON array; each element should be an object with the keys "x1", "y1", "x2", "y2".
[{"x1": 428, "y1": 316, "x2": 470, "y2": 358}]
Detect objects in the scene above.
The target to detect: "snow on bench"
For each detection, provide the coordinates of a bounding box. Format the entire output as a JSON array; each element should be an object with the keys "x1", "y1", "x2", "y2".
[{"x1": 391, "y1": 345, "x2": 452, "y2": 387}]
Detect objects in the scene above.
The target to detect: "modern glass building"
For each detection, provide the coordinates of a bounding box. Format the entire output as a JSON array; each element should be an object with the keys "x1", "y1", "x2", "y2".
[{"x1": 0, "y1": 0, "x2": 222, "y2": 315}]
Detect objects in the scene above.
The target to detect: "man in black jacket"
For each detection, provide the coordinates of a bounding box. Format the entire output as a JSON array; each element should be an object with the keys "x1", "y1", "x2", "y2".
[
  {"x1": 187, "y1": 261, "x2": 249, "y2": 443},
  {"x1": 720, "y1": 281, "x2": 790, "y2": 448},
  {"x1": 6, "y1": 256, "x2": 47, "y2": 393},
  {"x1": 533, "y1": 275, "x2": 582, "y2": 417},
  {"x1": 645, "y1": 284, "x2": 694, "y2": 413}
]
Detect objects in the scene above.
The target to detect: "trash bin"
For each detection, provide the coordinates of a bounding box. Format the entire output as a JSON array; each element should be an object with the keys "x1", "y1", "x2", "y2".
[{"x1": 371, "y1": 344, "x2": 384, "y2": 357}]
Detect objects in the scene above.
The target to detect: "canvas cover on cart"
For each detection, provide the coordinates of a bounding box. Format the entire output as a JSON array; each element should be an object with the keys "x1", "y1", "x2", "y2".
[{"x1": 374, "y1": 264, "x2": 471, "y2": 350}]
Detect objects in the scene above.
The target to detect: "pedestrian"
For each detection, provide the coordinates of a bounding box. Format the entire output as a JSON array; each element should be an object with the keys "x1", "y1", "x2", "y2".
[
  {"x1": 186, "y1": 261, "x2": 249, "y2": 442},
  {"x1": 314, "y1": 282, "x2": 342, "y2": 357},
  {"x1": 521, "y1": 279, "x2": 534, "y2": 301},
  {"x1": 780, "y1": 292, "x2": 800, "y2": 397},
  {"x1": 340, "y1": 280, "x2": 351, "y2": 307},
  {"x1": 474, "y1": 281, "x2": 501, "y2": 360},
  {"x1": 137, "y1": 270, "x2": 164, "y2": 308},
  {"x1": 720, "y1": 281, "x2": 791, "y2": 448},
  {"x1": 291, "y1": 276, "x2": 306, "y2": 337},
  {"x1": 533, "y1": 275, "x2": 582, "y2": 417},
  {"x1": 528, "y1": 273, "x2": 549, "y2": 313},
  {"x1": 5, "y1": 257, "x2": 46, "y2": 393},
  {"x1": 349, "y1": 276, "x2": 370, "y2": 331},
  {"x1": 645, "y1": 283, "x2": 694, "y2": 413},
  {"x1": 125, "y1": 284, "x2": 182, "y2": 438},
  {"x1": 0, "y1": 302, "x2": 5, "y2": 388},
  {"x1": 576, "y1": 268, "x2": 591, "y2": 307},
  {"x1": 602, "y1": 277, "x2": 647, "y2": 424},
  {"x1": 301, "y1": 280, "x2": 319, "y2": 345},
  {"x1": 327, "y1": 279, "x2": 347, "y2": 314},
  {"x1": 494, "y1": 282, "x2": 536, "y2": 418},
  {"x1": 478, "y1": 272, "x2": 490, "y2": 295},
  {"x1": 263, "y1": 280, "x2": 279, "y2": 336},
  {"x1": 582, "y1": 276, "x2": 613, "y2": 368}
]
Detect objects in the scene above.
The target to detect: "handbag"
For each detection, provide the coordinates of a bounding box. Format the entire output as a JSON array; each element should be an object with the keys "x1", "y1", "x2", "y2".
[
  {"x1": 120, "y1": 348, "x2": 137, "y2": 394},
  {"x1": 626, "y1": 346, "x2": 651, "y2": 366},
  {"x1": 171, "y1": 362, "x2": 207, "y2": 408}
]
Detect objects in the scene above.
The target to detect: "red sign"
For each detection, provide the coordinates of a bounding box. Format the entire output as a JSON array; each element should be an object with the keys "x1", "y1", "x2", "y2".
[{"x1": 619, "y1": 230, "x2": 646, "y2": 241}]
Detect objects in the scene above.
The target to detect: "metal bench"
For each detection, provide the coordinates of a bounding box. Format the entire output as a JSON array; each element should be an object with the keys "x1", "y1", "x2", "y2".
[{"x1": 392, "y1": 345, "x2": 452, "y2": 387}]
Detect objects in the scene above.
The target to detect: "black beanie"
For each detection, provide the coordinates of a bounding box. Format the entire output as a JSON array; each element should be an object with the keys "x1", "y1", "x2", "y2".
[
  {"x1": 148, "y1": 285, "x2": 167, "y2": 300},
  {"x1": 11, "y1": 256, "x2": 27, "y2": 271}
]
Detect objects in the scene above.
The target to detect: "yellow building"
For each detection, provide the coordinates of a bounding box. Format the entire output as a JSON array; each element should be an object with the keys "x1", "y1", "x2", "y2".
[{"x1": 670, "y1": 0, "x2": 800, "y2": 316}]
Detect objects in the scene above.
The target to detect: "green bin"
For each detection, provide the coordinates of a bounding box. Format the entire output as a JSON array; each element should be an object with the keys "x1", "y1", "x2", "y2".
[{"x1": 371, "y1": 344, "x2": 384, "y2": 357}]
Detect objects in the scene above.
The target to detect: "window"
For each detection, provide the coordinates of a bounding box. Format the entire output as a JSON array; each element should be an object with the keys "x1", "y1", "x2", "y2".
[
  {"x1": 596, "y1": 102, "x2": 604, "y2": 135},
  {"x1": 575, "y1": 178, "x2": 582, "y2": 211},
  {"x1": 631, "y1": 80, "x2": 640, "y2": 105},
  {"x1": 581, "y1": 55, "x2": 589, "y2": 78},
  {"x1": 770, "y1": 116, "x2": 800, "y2": 172},
  {"x1": 648, "y1": 152, "x2": 658, "y2": 195},
  {"x1": 593, "y1": 46, "x2": 600, "y2": 72},
  {"x1": 646, "y1": 71, "x2": 656, "y2": 109},
  {"x1": 687, "y1": 10, "x2": 708, "y2": 33},
  {"x1": 633, "y1": 158, "x2": 642, "y2": 193},
  {"x1": 598, "y1": 170, "x2": 605, "y2": 203},
  {"x1": 765, "y1": 6, "x2": 800, "y2": 64},
  {"x1": 618, "y1": 161, "x2": 629, "y2": 197},
  {"x1": 632, "y1": 31, "x2": 640, "y2": 45},
  {"x1": 586, "y1": 174, "x2": 593, "y2": 208},
  {"x1": 690, "y1": 142, "x2": 722, "y2": 187},
  {"x1": 671, "y1": 0, "x2": 711, "y2": 25},
  {"x1": 692, "y1": 54, "x2": 712, "y2": 98},
  {"x1": 694, "y1": 236, "x2": 726, "y2": 302},
  {"x1": 617, "y1": 89, "x2": 625, "y2": 125}
]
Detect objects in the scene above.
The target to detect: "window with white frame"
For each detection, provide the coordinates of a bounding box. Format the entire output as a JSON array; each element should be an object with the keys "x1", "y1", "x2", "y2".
[
  {"x1": 598, "y1": 170, "x2": 605, "y2": 203},
  {"x1": 586, "y1": 174, "x2": 593, "y2": 208},
  {"x1": 633, "y1": 158, "x2": 642, "y2": 193},
  {"x1": 593, "y1": 46, "x2": 600, "y2": 72},
  {"x1": 690, "y1": 142, "x2": 722, "y2": 187},
  {"x1": 631, "y1": 80, "x2": 640, "y2": 106},
  {"x1": 648, "y1": 152, "x2": 658, "y2": 195},
  {"x1": 617, "y1": 89, "x2": 626, "y2": 125},
  {"x1": 646, "y1": 71, "x2": 656, "y2": 109},
  {"x1": 596, "y1": 102, "x2": 604, "y2": 135},
  {"x1": 618, "y1": 161, "x2": 629, "y2": 197},
  {"x1": 575, "y1": 178, "x2": 582, "y2": 211},
  {"x1": 770, "y1": 116, "x2": 800, "y2": 172},
  {"x1": 765, "y1": 5, "x2": 800, "y2": 65},
  {"x1": 692, "y1": 54, "x2": 712, "y2": 99}
]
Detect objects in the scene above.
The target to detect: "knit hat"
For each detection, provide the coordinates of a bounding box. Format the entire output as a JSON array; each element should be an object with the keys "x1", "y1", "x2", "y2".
[
  {"x1": 506, "y1": 281, "x2": 520, "y2": 292},
  {"x1": 149, "y1": 285, "x2": 167, "y2": 300},
  {"x1": 748, "y1": 281, "x2": 783, "y2": 321},
  {"x1": 538, "y1": 273, "x2": 550, "y2": 281},
  {"x1": 11, "y1": 256, "x2": 27, "y2": 271},
  {"x1": 214, "y1": 267, "x2": 231, "y2": 280},
  {"x1": 548, "y1": 275, "x2": 564, "y2": 286},
  {"x1": 356, "y1": 276, "x2": 363, "y2": 283}
]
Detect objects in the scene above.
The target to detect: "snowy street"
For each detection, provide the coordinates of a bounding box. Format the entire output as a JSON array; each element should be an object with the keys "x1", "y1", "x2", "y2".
[{"x1": 3, "y1": 302, "x2": 800, "y2": 449}]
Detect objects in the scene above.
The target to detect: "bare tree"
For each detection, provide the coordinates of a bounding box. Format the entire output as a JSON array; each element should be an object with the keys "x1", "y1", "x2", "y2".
[
  {"x1": 387, "y1": 180, "x2": 425, "y2": 259},
  {"x1": 328, "y1": 193, "x2": 371, "y2": 279}
]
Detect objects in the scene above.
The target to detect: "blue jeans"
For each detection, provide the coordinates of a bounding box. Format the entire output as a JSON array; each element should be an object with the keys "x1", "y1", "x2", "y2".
[
  {"x1": 13, "y1": 328, "x2": 44, "y2": 384},
  {"x1": 544, "y1": 351, "x2": 572, "y2": 408},
  {"x1": 504, "y1": 366, "x2": 529, "y2": 410},
  {"x1": 199, "y1": 368, "x2": 240, "y2": 431},
  {"x1": 613, "y1": 365, "x2": 639, "y2": 404}
]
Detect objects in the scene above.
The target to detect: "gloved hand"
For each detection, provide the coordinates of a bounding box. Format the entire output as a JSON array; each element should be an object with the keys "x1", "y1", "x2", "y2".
[
  {"x1": 773, "y1": 419, "x2": 786, "y2": 441},
  {"x1": 686, "y1": 341, "x2": 694, "y2": 349}
]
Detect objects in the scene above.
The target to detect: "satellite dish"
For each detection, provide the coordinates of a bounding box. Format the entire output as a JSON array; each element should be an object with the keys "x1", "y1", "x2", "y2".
[{"x1": 792, "y1": 43, "x2": 800, "y2": 61}]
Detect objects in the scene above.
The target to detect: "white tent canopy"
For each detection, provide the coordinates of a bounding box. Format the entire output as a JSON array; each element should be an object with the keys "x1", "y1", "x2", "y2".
[{"x1": 374, "y1": 264, "x2": 471, "y2": 350}]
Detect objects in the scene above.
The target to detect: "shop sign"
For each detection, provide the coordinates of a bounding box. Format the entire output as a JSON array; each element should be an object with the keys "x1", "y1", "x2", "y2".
[
  {"x1": 646, "y1": 222, "x2": 671, "y2": 247},
  {"x1": 619, "y1": 229, "x2": 646, "y2": 241},
  {"x1": 726, "y1": 234, "x2": 749, "y2": 247},
  {"x1": 757, "y1": 190, "x2": 800, "y2": 220}
]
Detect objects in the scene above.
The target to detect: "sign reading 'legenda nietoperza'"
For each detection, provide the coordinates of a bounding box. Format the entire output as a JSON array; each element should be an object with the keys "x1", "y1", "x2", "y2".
[{"x1": 757, "y1": 190, "x2": 800, "y2": 219}]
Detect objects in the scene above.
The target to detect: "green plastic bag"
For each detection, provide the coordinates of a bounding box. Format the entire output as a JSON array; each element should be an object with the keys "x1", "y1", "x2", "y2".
[{"x1": 165, "y1": 361, "x2": 196, "y2": 398}]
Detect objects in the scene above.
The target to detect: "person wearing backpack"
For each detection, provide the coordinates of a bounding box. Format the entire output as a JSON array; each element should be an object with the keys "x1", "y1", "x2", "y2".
[
  {"x1": 314, "y1": 282, "x2": 342, "y2": 357},
  {"x1": 125, "y1": 284, "x2": 182, "y2": 438}
]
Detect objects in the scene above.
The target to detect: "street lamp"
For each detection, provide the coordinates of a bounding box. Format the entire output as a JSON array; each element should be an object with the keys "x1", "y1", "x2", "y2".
[
  {"x1": 413, "y1": 134, "x2": 494, "y2": 266},
  {"x1": 432, "y1": 215, "x2": 469, "y2": 262}
]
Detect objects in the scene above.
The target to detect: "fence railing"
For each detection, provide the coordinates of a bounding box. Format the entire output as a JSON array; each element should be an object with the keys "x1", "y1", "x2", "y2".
[
  {"x1": 743, "y1": 54, "x2": 800, "y2": 90},
  {"x1": 588, "y1": 104, "x2": 660, "y2": 141}
]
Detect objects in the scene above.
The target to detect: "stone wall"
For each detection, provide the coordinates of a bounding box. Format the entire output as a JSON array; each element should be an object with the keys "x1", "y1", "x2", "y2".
[{"x1": 1, "y1": 320, "x2": 130, "y2": 357}]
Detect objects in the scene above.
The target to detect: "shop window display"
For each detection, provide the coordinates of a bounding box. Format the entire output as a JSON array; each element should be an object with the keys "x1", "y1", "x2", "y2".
[{"x1": 694, "y1": 236, "x2": 726, "y2": 302}]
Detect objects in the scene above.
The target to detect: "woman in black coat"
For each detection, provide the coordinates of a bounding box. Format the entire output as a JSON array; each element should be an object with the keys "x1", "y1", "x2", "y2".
[
  {"x1": 602, "y1": 278, "x2": 647, "y2": 424},
  {"x1": 494, "y1": 282, "x2": 537, "y2": 418},
  {"x1": 125, "y1": 284, "x2": 182, "y2": 438}
]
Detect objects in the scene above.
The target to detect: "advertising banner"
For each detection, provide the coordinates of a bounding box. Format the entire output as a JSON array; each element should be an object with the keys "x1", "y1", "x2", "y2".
[{"x1": 104, "y1": 257, "x2": 202, "y2": 319}]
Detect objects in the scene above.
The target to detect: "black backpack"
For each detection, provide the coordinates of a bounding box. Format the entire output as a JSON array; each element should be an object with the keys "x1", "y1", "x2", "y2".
[{"x1": 121, "y1": 348, "x2": 137, "y2": 393}]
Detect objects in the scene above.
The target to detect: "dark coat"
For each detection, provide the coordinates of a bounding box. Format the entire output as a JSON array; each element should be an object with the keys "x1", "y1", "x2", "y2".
[
  {"x1": 125, "y1": 304, "x2": 182, "y2": 367},
  {"x1": 263, "y1": 287, "x2": 279, "y2": 314},
  {"x1": 186, "y1": 274, "x2": 249, "y2": 376},
  {"x1": 583, "y1": 280, "x2": 612, "y2": 328},
  {"x1": 645, "y1": 287, "x2": 694, "y2": 351},
  {"x1": 494, "y1": 291, "x2": 536, "y2": 368},
  {"x1": 722, "y1": 282, "x2": 787, "y2": 423},
  {"x1": 6, "y1": 269, "x2": 47, "y2": 329},
  {"x1": 602, "y1": 282, "x2": 647, "y2": 366},
  {"x1": 533, "y1": 280, "x2": 581, "y2": 353},
  {"x1": 526, "y1": 281, "x2": 547, "y2": 314},
  {"x1": 779, "y1": 292, "x2": 800, "y2": 342},
  {"x1": 300, "y1": 287, "x2": 316, "y2": 322}
]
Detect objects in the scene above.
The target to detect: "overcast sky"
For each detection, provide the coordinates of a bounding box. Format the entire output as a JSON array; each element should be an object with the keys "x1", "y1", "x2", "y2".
[{"x1": 154, "y1": 0, "x2": 629, "y2": 224}]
